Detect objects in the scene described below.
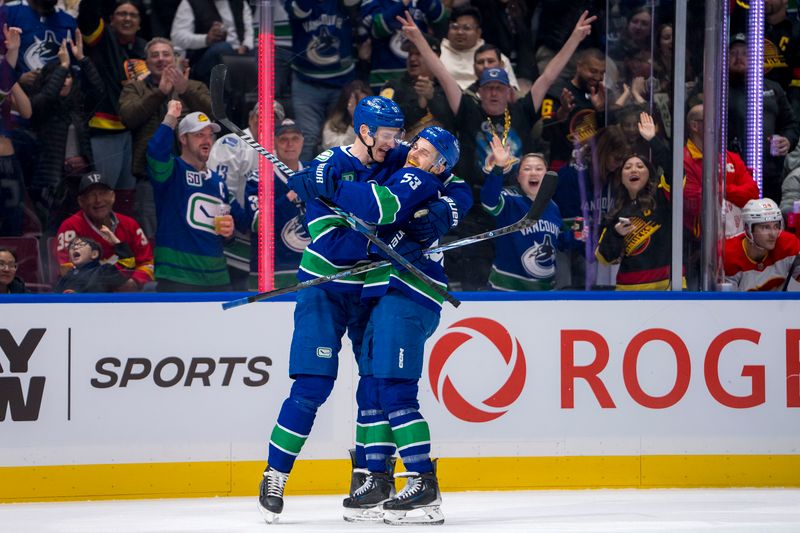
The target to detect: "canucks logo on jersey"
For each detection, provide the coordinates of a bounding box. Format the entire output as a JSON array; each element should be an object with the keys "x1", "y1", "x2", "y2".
[{"x1": 521, "y1": 234, "x2": 556, "y2": 279}]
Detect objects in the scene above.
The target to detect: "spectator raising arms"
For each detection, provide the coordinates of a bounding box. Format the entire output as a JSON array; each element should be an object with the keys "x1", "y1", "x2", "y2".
[
  {"x1": 77, "y1": 0, "x2": 148, "y2": 217},
  {"x1": 27, "y1": 30, "x2": 105, "y2": 231},
  {"x1": 481, "y1": 135, "x2": 582, "y2": 291},
  {"x1": 0, "y1": 25, "x2": 33, "y2": 237},
  {"x1": 146, "y1": 100, "x2": 245, "y2": 292}
]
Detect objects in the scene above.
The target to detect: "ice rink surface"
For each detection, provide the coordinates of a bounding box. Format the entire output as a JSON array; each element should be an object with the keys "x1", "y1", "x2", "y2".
[{"x1": 2, "y1": 488, "x2": 800, "y2": 533}]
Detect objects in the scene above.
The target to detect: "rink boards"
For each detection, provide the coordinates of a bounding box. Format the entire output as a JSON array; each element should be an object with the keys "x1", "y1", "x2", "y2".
[{"x1": 1, "y1": 293, "x2": 799, "y2": 502}]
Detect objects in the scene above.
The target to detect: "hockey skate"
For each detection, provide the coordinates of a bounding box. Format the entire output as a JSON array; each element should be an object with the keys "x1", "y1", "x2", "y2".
[
  {"x1": 343, "y1": 451, "x2": 397, "y2": 522},
  {"x1": 382, "y1": 468, "x2": 444, "y2": 526},
  {"x1": 257, "y1": 466, "x2": 289, "y2": 524},
  {"x1": 342, "y1": 471, "x2": 396, "y2": 522}
]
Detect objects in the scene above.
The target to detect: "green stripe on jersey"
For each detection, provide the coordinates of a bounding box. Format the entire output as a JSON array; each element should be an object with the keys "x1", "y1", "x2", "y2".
[
  {"x1": 299, "y1": 249, "x2": 366, "y2": 284},
  {"x1": 392, "y1": 419, "x2": 430, "y2": 450},
  {"x1": 365, "y1": 421, "x2": 393, "y2": 446},
  {"x1": 270, "y1": 424, "x2": 307, "y2": 456},
  {"x1": 371, "y1": 184, "x2": 401, "y2": 225},
  {"x1": 482, "y1": 195, "x2": 505, "y2": 216},
  {"x1": 307, "y1": 214, "x2": 350, "y2": 241},
  {"x1": 146, "y1": 155, "x2": 174, "y2": 183},
  {"x1": 372, "y1": 14, "x2": 393, "y2": 38},
  {"x1": 154, "y1": 246, "x2": 229, "y2": 286},
  {"x1": 363, "y1": 266, "x2": 445, "y2": 307},
  {"x1": 489, "y1": 267, "x2": 555, "y2": 291}
]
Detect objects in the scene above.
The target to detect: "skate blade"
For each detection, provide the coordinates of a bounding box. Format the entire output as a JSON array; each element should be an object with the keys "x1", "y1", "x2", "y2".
[
  {"x1": 383, "y1": 506, "x2": 444, "y2": 526},
  {"x1": 257, "y1": 502, "x2": 281, "y2": 524},
  {"x1": 343, "y1": 505, "x2": 385, "y2": 522}
]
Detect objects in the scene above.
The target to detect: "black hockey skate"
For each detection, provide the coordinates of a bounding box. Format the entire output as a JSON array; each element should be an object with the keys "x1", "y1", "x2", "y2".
[
  {"x1": 382, "y1": 467, "x2": 444, "y2": 526},
  {"x1": 348, "y1": 448, "x2": 367, "y2": 496},
  {"x1": 342, "y1": 472, "x2": 396, "y2": 522},
  {"x1": 258, "y1": 466, "x2": 289, "y2": 524},
  {"x1": 343, "y1": 450, "x2": 397, "y2": 522}
]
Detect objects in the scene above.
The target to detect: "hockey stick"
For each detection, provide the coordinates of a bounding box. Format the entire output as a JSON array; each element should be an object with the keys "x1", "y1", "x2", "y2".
[
  {"x1": 210, "y1": 64, "x2": 460, "y2": 308},
  {"x1": 221, "y1": 172, "x2": 559, "y2": 309},
  {"x1": 781, "y1": 252, "x2": 800, "y2": 292}
]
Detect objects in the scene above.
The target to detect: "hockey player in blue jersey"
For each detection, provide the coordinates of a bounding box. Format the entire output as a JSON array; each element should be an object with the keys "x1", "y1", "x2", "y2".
[
  {"x1": 333, "y1": 126, "x2": 460, "y2": 525},
  {"x1": 481, "y1": 134, "x2": 584, "y2": 291},
  {"x1": 257, "y1": 97, "x2": 472, "y2": 523}
]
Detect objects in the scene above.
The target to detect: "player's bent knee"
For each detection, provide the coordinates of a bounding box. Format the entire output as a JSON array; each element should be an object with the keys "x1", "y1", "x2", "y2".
[
  {"x1": 289, "y1": 374, "x2": 335, "y2": 412},
  {"x1": 378, "y1": 378, "x2": 420, "y2": 414}
]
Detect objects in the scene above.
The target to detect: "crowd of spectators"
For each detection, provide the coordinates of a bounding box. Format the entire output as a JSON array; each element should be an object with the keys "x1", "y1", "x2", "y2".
[{"x1": 1, "y1": 0, "x2": 800, "y2": 294}]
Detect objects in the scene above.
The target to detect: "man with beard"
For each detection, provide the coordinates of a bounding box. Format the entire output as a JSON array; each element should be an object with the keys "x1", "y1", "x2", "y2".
[
  {"x1": 55, "y1": 171, "x2": 154, "y2": 290},
  {"x1": 541, "y1": 47, "x2": 606, "y2": 171},
  {"x1": 399, "y1": 10, "x2": 596, "y2": 289},
  {"x1": 146, "y1": 100, "x2": 245, "y2": 291}
]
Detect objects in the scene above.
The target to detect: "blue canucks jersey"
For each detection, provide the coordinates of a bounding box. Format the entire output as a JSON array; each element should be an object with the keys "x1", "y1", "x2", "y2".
[
  {"x1": 283, "y1": 0, "x2": 356, "y2": 86},
  {"x1": 297, "y1": 143, "x2": 471, "y2": 295},
  {"x1": 146, "y1": 124, "x2": 246, "y2": 286},
  {"x1": 244, "y1": 164, "x2": 311, "y2": 288},
  {"x1": 4, "y1": 1, "x2": 77, "y2": 73},
  {"x1": 481, "y1": 169, "x2": 577, "y2": 291}
]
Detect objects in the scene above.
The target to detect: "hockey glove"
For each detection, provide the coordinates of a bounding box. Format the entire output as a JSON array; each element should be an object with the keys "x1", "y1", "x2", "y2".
[
  {"x1": 287, "y1": 163, "x2": 338, "y2": 203},
  {"x1": 403, "y1": 196, "x2": 458, "y2": 244},
  {"x1": 371, "y1": 230, "x2": 428, "y2": 271}
]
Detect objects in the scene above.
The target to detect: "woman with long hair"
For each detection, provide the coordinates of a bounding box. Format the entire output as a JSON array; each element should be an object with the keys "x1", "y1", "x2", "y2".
[
  {"x1": 595, "y1": 153, "x2": 681, "y2": 290},
  {"x1": 320, "y1": 79, "x2": 372, "y2": 151}
]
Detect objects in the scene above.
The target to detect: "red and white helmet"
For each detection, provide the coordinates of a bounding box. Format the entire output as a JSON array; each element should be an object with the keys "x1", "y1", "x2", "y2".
[{"x1": 742, "y1": 198, "x2": 783, "y2": 240}]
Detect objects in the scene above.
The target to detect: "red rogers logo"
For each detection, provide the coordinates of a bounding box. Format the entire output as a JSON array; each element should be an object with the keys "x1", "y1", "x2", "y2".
[{"x1": 428, "y1": 318, "x2": 526, "y2": 422}]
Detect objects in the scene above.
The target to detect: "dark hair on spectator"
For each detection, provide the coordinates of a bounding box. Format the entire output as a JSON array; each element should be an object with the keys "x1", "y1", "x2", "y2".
[
  {"x1": 33, "y1": 60, "x2": 80, "y2": 106},
  {"x1": 69, "y1": 236, "x2": 103, "y2": 257},
  {"x1": 326, "y1": 80, "x2": 372, "y2": 135},
  {"x1": 449, "y1": 5, "x2": 482, "y2": 26},
  {"x1": 576, "y1": 48, "x2": 605, "y2": 64},
  {"x1": 474, "y1": 43, "x2": 501, "y2": 62},
  {"x1": 0, "y1": 247, "x2": 17, "y2": 262},
  {"x1": 115, "y1": 0, "x2": 143, "y2": 12},
  {"x1": 594, "y1": 125, "x2": 630, "y2": 186},
  {"x1": 608, "y1": 153, "x2": 659, "y2": 220}
]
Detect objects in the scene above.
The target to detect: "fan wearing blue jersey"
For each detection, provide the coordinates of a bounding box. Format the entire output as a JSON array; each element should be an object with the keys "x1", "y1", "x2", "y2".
[
  {"x1": 257, "y1": 98, "x2": 471, "y2": 524},
  {"x1": 481, "y1": 135, "x2": 583, "y2": 291},
  {"x1": 146, "y1": 100, "x2": 246, "y2": 291}
]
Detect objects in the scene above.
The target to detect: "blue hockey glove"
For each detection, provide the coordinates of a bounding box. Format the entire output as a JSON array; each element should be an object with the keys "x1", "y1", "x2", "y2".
[
  {"x1": 403, "y1": 196, "x2": 458, "y2": 244},
  {"x1": 287, "y1": 163, "x2": 338, "y2": 203},
  {"x1": 371, "y1": 230, "x2": 428, "y2": 271}
]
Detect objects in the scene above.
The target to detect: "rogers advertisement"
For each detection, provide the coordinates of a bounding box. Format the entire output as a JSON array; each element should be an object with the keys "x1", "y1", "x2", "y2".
[{"x1": 1, "y1": 297, "x2": 799, "y2": 468}]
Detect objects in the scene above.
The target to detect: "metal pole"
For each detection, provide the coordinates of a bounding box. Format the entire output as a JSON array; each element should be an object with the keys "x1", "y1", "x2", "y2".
[
  {"x1": 257, "y1": 0, "x2": 276, "y2": 292},
  {"x1": 700, "y1": 0, "x2": 723, "y2": 291},
  {"x1": 670, "y1": 0, "x2": 687, "y2": 291},
  {"x1": 746, "y1": 1, "x2": 765, "y2": 194}
]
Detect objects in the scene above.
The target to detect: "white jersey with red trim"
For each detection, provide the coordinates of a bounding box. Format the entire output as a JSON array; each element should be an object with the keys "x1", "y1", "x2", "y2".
[{"x1": 724, "y1": 232, "x2": 800, "y2": 291}]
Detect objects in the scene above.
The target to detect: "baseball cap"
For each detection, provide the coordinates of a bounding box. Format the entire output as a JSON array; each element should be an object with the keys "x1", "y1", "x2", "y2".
[
  {"x1": 401, "y1": 33, "x2": 441, "y2": 56},
  {"x1": 479, "y1": 67, "x2": 510, "y2": 87},
  {"x1": 730, "y1": 33, "x2": 747, "y2": 46},
  {"x1": 178, "y1": 111, "x2": 221, "y2": 136},
  {"x1": 275, "y1": 118, "x2": 303, "y2": 137},
  {"x1": 78, "y1": 171, "x2": 112, "y2": 195}
]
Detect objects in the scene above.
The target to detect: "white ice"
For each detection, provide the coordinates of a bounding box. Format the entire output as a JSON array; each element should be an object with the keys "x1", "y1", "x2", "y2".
[{"x1": 1, "y1": 488, "x2": 799, "y2": 533}]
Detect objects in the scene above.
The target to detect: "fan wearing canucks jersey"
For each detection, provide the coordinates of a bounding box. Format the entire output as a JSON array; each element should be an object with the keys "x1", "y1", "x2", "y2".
[
  {"x1": 481, "y1": 136, "x2": 583, "y2": 291},
  {"x1": 146, "y1": 100, "x2": 246, "y2": 291},
  {"x1": 361, "y1": 0, "x2": 446, "y2": 90},
  {"x1": 256, "y1": 97, "x2": 471, "y2": 524}
]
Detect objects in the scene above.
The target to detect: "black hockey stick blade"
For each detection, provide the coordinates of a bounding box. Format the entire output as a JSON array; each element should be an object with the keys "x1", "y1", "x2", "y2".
[{"x1": 781, "y1": 252, "x2": 800, "y2": 292}]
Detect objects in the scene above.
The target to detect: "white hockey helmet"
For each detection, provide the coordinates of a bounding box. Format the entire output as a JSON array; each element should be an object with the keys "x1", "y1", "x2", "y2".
[{"x1": 742, "y1": 198, "x2": 783, "y2": 240}]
